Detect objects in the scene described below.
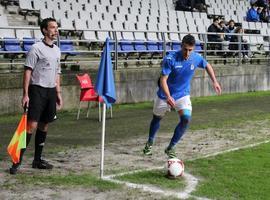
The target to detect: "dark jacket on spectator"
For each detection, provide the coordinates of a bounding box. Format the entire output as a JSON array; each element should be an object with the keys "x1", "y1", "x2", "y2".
[
  {"x1": 175, "y1": 0, "x2": 192, "y2": 11},
  {"x1": 260, "y1": 9, "x2": 270, "y2": 22},
  {"x1": 229, "y1": 35, "x2": 242, "y2": 51},
  {"x1": 207, "y1": 23, "x2": 222, "y2": 41}
]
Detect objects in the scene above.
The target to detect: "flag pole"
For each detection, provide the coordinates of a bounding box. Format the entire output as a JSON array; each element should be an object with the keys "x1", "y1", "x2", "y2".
[{"x1": 100, "y1": 102, "x2": 106, "y2": 179}]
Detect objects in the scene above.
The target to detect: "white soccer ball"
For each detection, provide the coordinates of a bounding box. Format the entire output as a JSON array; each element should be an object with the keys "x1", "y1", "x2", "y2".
[{"x1": 165, "y1": 158, "x2": 184, "y2": 178}]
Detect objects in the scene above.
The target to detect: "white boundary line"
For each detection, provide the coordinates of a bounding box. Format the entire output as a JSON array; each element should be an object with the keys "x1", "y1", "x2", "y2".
[
  {"x1": 188, "y1": 139, "x2": 270, "y2": 161},
  {"x1": 103, "y1": 140, "x2": 270, "y2": 199},
  {"x1": 104, "y1": 169, "x2": 200, "y2": 199}
]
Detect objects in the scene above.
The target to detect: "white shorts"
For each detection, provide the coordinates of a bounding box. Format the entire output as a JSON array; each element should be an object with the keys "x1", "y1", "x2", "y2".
[{"x1": 153, "y1": 95, "x2": 192, "y2": 117}]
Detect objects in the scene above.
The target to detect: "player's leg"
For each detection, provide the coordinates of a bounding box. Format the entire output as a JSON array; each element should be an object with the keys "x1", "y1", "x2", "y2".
[
  {"x1": 143, "y1": 114, "x2": 162, "y2": 155},
  {"x1": 143, "y1": 96, "x2": 169, "y2": 155},
  {"x1": 32, "y1": 87, "x2": 56, "y2": 169},
  {"x1": 32, "y1": 122, "x2": 53, "y2": 169},
  {"x1": 165, "y1": 96, "x2": 192, "y2": 158},
  {"x1": 9, "y1": 85, "x2": 43, "y2": 174}
]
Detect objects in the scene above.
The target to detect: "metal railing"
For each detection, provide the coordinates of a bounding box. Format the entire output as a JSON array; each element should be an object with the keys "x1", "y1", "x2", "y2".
[{"x1": 0, "y1": 26, "x2": 269, "y2": 72}]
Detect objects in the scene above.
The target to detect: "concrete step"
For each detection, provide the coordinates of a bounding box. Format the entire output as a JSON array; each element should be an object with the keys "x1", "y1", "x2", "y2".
[
  {"x1": 4, "y1": 4, "x2": 38, "y2": 26},
  {"x1": 7, "y1": 15, "x2": 29, "y2": 26}
]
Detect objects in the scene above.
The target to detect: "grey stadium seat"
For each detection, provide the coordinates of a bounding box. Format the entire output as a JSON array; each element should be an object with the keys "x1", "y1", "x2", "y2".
[
  {"x1": 19, "y1": 0, "x2": 35, "y2": 10},
  {"x1": 134, "y1": 23, "x2": 147, "y2": 41},
  {"x1": 33, "y1": 29, "x2": 44, "y2": 40},
  {"x1": 40, "y1": 9, "x2": 53, "y2": 20},
  {"x1": 122, "y1": 22, "x2": 135, "y2": 40},
  {"x1": 98, "y1": 20, "x2": 111, "y2": 41},
  {"x1": 60, "y1": 18, "x2": 74, "y2": 30},
  {"x1": 83, "y1": 20, "x2": 99, "y2": 41},
  {"x1": 16, "y1": 29, "x2": 32, "y2": 40},
  {"x1": 111, "y1": 21, "x2": 123, "y2": 40}
]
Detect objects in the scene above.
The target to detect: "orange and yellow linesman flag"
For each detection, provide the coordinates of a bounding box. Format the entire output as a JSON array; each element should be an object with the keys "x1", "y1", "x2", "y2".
[{"x1": 7, "y1": 112, "x2": 27, "y2": 164}]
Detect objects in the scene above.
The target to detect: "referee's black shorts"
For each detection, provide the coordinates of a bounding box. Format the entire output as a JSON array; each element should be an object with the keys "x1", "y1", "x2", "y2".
[{"x1": 28, "y1": 85, "x2": 57, "y2": 123}]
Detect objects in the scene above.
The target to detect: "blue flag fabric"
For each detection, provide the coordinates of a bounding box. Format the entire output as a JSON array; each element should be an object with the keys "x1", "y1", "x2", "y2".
[{"x1": 95, "y1": 38, "x2": 116, "y2": 107}]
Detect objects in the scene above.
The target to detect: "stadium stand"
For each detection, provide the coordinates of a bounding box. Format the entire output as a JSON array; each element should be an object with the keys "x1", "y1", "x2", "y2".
[{"x1": 0, "y1": 0, "x2": 269, "y2": 71}]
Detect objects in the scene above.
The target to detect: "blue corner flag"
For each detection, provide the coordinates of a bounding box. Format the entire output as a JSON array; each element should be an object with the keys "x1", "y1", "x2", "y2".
[{"x1": 95, "y1": 38, "x2": 116, "y2": 107}]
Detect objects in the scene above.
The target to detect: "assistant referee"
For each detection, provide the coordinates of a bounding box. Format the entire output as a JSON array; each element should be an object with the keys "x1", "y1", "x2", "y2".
[{"x1": 10, "y1": 18, "x2": 63, "y2": 174}]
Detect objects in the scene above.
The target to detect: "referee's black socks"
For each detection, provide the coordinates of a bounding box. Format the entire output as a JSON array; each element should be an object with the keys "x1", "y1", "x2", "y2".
[{"x1": 34, "y1": 129, "x2": 47, "y2": 161}]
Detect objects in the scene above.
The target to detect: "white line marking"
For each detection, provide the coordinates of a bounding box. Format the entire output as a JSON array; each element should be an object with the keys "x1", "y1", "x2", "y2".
[
  {"x1": 189, "y1": 140, "x2": 270, "y2": 161},
  {"x1": 104, "y1": 170, "x2": 200, "y2": 199},
  {"x1": 104, "y1": 140, "x2": 270, "y2": 200}
]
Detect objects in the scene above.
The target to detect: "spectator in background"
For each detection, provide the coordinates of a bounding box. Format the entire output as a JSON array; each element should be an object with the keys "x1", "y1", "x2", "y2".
[
  {"x1": 250, "y1": 0, "x2": 257, "y2": 4},
  {"x1": 207, "y1": 18, "x2": 224, "y2": 50},
  {"x1": 257, "y1": 7, "x2": 262, "y2": 16},
  {"x1": 256, "y1": 0, "x2": 268, "y2": 7},
  {"x1": 190, "y1": 0, "x2": 208, "y2": 12},
  {"x1": 260, "y1": 7, "x2": 270, "y2": 22},
  {"x1": 175, "y1": 0, "x2": 193, "y2": 11},
  {"x1": 219, "y1": 20, "x2": 227, "y2": 40},
  {"x1": 246, "y1": 3, "x2": 260, "y2": 21},
  {"x1": 229, "y1": 27, "x2": 250, "y2": 60},
  {"x1": 175, "y1": 0, "x2": 208, "y2": 12},
  {"x1": 225, "y1": 20, "x2": 236, "y2": 41}
]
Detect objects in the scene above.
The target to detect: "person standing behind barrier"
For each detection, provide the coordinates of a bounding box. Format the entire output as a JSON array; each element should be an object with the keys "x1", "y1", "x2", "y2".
[
  {"x1": 9, "y1": 18, "x2": 63, "y2": 175},
  {"x1": 260, "y1": 7, "x2": 270, "y2": 22},
  {"x1": 229, "y1": 27, "x2": 251, "y2": 60},
  {"x1": 207, "y1": 18, "x2": 224, "y2": 53},
  {"x1": 225, "y1": 20, "x2": 236, "y2": 41}
]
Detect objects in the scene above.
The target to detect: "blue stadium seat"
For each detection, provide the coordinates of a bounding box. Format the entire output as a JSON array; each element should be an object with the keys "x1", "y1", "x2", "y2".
[
  {"x1": 134, "y1": 40, "x2": 147, "y2": 51},
  {"x1": 22, "y1": 37, "x2": 35, "y2": 52},
  {"x1": 172, "y1": 41, "x2": 182, "y2": 51},
  {"x1": 195, "y1": 42, "x2": 202, "y2": 52},
  {"x1": 158, "y1": 42, "x2": 171, "y2": 51},
  {"x1": 119, "y1": 40, "x2": 134, "y2": 52},
  {"x1": 60, "y1": 39, "x2": 79, "y2": 61},
  {"x1": 147, "y1": 41, "x2": 159, "y2": 52},
  {"x1": 3, "y1": 37, "x2": 22, "y2": 52},
  {"x1": 60, "y1": 40, "x2": 78, "y2": 55},
  {"x1": 109, "y1": 41, "x2": 121, "y2": 52}
]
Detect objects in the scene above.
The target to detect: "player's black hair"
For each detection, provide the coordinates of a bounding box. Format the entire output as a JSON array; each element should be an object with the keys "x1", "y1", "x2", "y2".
[
  {"x1": 182, "y1": 34, "x2": 196, "y2": 46},
  {"x1": 40, "y1": 18, "x2": 57, "y2": 36}
]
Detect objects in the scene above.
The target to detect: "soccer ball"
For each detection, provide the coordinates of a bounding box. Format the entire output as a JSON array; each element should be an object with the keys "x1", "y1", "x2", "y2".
[{"x1": 165, "y1": 158, "x2": 184, "y2": 178}]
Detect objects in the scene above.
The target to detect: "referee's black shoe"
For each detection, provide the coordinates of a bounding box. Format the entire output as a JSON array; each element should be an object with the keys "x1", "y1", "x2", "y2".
[
  {"x1": 9, "y1": 162, "x2": 21, "y2": 175},
  {"x1": 32, "y1": 159, "x2": 53, "y2": 169}
]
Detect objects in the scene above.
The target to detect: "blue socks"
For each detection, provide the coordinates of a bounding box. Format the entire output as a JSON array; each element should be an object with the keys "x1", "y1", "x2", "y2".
[
  {"x1": 147, "y1": 115, "x2": 162, "y2": 144},
  {"x1": 147, "y1": 110, "x2": 191, "y2": 148},
  {"x1": 168, "y1": 110, "x2": 191, "y2": 149}
]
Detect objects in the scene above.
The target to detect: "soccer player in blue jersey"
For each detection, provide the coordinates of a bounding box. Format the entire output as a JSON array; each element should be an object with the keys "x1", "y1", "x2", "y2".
[{"x1": 143, "y1": 34, "x2": 222, "y2": 158}]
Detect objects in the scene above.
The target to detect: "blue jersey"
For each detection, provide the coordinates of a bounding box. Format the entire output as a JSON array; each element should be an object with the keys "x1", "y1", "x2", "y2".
[{"x1": 157, "y1": 51, "x2": 208, "y2": 100}]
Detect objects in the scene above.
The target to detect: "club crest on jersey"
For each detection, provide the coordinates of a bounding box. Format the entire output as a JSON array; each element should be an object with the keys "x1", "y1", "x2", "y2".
[{"x1": 190, "y1": 64, "x2": 195, "y2": 70}]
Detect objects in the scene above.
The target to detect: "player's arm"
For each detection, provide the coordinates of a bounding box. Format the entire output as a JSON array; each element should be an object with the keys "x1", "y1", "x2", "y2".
[
  {"x1": 205, "y1": 63, "x2": 222, "y2": 95},
  {"x1": 22, "y1": 68, "x2": 32, "y2": 108},
  {"x1": 56, "y1": 74, "x2": 63, "y2": 110},
  {"x1": 23, "y1": 46, "x2": 38, "y2": 108},
  {"x1": 160, "y1": 75, "x2": 175, "y2": 107}
]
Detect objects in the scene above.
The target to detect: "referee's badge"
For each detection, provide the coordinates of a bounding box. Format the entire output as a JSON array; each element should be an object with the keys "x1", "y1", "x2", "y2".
[{"x1": 191, "y1": 64, "x2": 195, "y2": 70}]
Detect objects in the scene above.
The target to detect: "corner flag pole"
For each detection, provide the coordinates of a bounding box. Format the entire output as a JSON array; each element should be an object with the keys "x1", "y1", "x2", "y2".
[
  {"x1": 95, "y1": 37, "x2": 116, "y2": 179},
  {"x1": 100, "y1": 103, "x2": 106, "y2": 179}
]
